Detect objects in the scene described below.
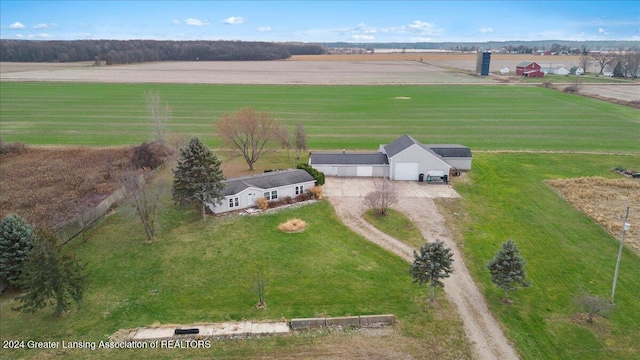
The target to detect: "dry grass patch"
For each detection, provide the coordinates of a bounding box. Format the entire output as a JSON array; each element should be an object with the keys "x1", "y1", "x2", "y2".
[
  {"x1": 278, "y1": 218, "x2": 307, "y2": 233},
  {"x1": 0, "y1": 146, "x2": 132, "y2": 230},
  {"x1": 547, "y1": 177, "x2": 640, "y2": 254}
]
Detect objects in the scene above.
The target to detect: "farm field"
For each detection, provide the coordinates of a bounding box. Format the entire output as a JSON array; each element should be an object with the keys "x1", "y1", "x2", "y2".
[{"x1": 1, "y1": 83, "x2": 638, "y2": 153}]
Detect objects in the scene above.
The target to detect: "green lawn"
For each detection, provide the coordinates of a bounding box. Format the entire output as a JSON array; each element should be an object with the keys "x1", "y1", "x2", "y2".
[
  {"x1": 1, "y1": 83, "x2": 638, "y2": 153},
  {"x1": 446, "y1": 152, "x2": 640, "y2": 360},
  {"x1": 363, "y1": 208, "x2": 424, "y2": 248},
  {"x1": 0, "y1": 192, "x2": 471, "y2": 359}
]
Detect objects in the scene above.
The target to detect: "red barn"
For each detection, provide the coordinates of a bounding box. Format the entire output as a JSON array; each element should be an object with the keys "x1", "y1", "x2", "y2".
[{"x1": 516, "y1": 61, "x2": 544, "y2": 77}]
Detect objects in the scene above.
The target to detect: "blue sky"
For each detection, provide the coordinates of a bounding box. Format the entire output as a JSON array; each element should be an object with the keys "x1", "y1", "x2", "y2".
[{"x1": 1, "y1": 1, "x2": 639, "y2": 42}]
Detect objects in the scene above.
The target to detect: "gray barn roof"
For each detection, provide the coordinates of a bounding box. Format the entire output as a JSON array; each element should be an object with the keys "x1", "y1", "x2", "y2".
[
  {"x1": 382, "y1": 134, "x2": 420, "y2": 157},
  {"x1": 422, "y1": 144, "x2": 472, "y2": 158},
  {"x1": 310, "y1": 152, "x2": 389, "y2": 165},
  {"x1": 221, "y1": 169, "x2": 314, "y2": 196}
]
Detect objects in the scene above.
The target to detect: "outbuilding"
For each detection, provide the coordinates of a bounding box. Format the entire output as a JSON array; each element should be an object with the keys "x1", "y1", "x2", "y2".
[
  {"x1": 309, "y1": 135, "x2": 472, "y2": 182},
  {"x1": 516, "y1": 61, "x2": 542, "y2": 76},
  {"x1": 206, "y1": 169, "x2": 316, "y2": 214}
]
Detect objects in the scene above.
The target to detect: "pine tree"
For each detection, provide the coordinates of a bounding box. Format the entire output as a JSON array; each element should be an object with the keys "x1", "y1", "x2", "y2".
[
  {"x1": 0, "y1": 214, "x2": 35, "y2": 288},
  {"x1": 172, "y1": 137, "x2": 226, "y2": 220},
  {"x1": 14, "y1": 229, "x2": 88, "y2": 316},
  {"x1": 410, "y1": 241, "x2": 454, "y2": 303},
  {"x1": 612, "y1": 61, "x2": 624, "y2": 78},
  {"x1": 487, "y1": 239, "x2": 530, "y2": 304}
]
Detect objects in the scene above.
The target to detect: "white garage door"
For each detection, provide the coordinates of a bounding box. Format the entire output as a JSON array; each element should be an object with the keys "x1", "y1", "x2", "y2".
[
  {"x1": 356, "y1": 166, "x2": 373, "y2": 177},
  {"x1": 395, "y1": 162, "x2": 419, "y2": 181}
]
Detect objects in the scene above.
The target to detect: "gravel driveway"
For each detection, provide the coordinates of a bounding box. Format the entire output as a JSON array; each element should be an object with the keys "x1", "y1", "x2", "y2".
[{"x1": 325, "y1": 177, "x2": 519, "y2": 360}]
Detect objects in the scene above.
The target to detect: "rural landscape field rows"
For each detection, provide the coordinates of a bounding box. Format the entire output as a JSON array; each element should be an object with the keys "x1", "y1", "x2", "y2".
[{"x1": 1, "y1": 56, "x2": 639, "y2": 360}]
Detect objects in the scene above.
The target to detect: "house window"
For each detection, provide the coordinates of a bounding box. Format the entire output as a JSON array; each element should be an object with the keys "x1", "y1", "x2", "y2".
[
  {"x1": 229, "y1": 197, "x2": 239, "y2": 208},
  {"x1": 271, "y1": 190, "x2": 278, "y2": 200},
  {"x1": 264, "y1": 191, "x2": 271, "y2": 200},
  {"x1": 295, "y1": 185, "x2": 304, "y2": 195}
]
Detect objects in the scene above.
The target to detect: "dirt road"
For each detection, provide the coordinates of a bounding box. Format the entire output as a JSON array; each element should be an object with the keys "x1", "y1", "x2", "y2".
[{"x1": 325, "y1": 178, "x2": 519, "y2": 360}]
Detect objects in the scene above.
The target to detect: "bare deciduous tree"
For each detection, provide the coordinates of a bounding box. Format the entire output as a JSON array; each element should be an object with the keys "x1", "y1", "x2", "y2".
[
  {"x1": 216, "y1": 108, "x2": 285, "y2": 170},
  {"x1": 118, "y1": 168, "x2": 165, "y2": 243},
  {"x1": 294, "y1": 123, "x2": 307, "y2": 160},
  {"x1": 275, "y1": 126, "x2": 292, "y2": 160},
  {"x1": 144, "y1": 90, "x2": 171, "y2": 143},
  {"x1": 365, "y1": 180, "x2": 398, "y2": 216},
  {"x1": 591, "y1": 52, "x2": 616, "y2": 75},
  {"x1": 574, "y1": 292, "x2": 614, "y2": 324},
  {"x1": 579, "y1": 54, "x2": 590, "y2": 74}
]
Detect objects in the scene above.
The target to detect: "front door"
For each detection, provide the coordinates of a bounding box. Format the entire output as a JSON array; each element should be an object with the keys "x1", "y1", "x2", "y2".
[{"x1": 247, "y1": 192, "x2": 257, "y2": 207}]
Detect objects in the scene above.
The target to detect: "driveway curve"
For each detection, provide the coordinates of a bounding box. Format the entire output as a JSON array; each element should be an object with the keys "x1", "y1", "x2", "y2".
[{"x1": 324, "y1": 177, "x2": 519, "y2": 360}]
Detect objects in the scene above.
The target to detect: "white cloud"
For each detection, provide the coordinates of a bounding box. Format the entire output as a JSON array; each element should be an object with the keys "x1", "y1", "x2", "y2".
[
  {"x1": 257, "y1": 26, "x2": 271, "y2": 32},
  {"x1": 9, "y1": 22, "x2": 25, "y2": 29},
  {"x1": 479, "y1": 27, "x2": 493, "y2": 34},
  {"x1": 222, "y1": 16, "x2": 246, "y2": 25},
  {"x1": 33, "y1": 23, "x2": 56, "y2": 29},
  {"x1": 172, "y1": 19, "x2": 180, "y2": 25},
  {"x1": 185, "y1": 18, "x2": 210, "y2": 26},
  {"x1": 16, "y1": 34, "x2": 24, "y2": 38},
  {"x1": 630, "y1": 35, "x2": 640, "y2": 41},
  {"x1": 598, "y1": 28, "x2": 610, "y2": 35},
  {"x1": 351, "y1": 34, "x2": 375, "y2": 40},
  {"x1": 28, "y1": 33, "x2": 53, "y2": 39}
]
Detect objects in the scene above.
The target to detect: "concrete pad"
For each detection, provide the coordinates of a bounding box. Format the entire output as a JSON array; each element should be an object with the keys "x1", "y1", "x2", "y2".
[
  {"x1": 290, "y1": 318, "x2": 326, "y2": 330},
  {"x1": 251, "y1": 322, "x2": 290, "y2": 335},
  {"x1": 325, "y1": 316, "x2": 360, "y2": 327},
  {"x1": 359, "y1": 314, "x2": 395, "y2": 327},
  {"x1": 133, "y1": 327, "x2": 176, "y2": 340},
  {"x1": 323, "y1": 177, "x2": 459, "y2": 199},
  {"x1": 211, "y1": 321, "x2": 252, "y2": 336}
]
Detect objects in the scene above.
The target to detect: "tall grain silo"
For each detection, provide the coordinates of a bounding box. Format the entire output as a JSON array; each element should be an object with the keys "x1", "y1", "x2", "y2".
[{"x1": 476, "y1": 50, "x2": 491, "y2": 76}]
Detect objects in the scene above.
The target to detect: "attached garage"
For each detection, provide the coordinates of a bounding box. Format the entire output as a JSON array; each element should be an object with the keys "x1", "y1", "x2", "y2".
[
  {"x1": 394, "y1": 162, "x2": 419, "y2": 181},
  {"x1": 310, "y1": 135, "x2": 471, "y2": 181}
]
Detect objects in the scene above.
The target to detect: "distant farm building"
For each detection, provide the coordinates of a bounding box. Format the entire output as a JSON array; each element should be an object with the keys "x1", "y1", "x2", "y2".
[
  {"x1": 540, "y1": 64, "x2": 568, "y2": 75},
  {"x1": 499, "y1": 66, "x2": 510, "y2": 75},
  {"x1": 475, "y1": 50, "x2": 491, "y2": 76},
  {"x1": 570, "y1": 66, "x2": 584, "y2": 75},
  {"x1": 516, "y1": 61, "x2": 545, "y2": 78},
  {"x1": 310, "y1": 135, "x2": 472, "y2": 182}
]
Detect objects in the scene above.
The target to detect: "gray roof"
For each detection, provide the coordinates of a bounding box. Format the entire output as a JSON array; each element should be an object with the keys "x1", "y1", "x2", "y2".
[
  {"x1": 221, "y1": 169, "x2": 314, "y2": 196},
  {"x1": 310, "y1": 152, "x2": 389, "y2": 165},
  {"x1": 382, "y1": 134, "x2": 421, "y2": 157},
  {"x1": 422, "y1": 144, "x2": 472, "y2": 158}
]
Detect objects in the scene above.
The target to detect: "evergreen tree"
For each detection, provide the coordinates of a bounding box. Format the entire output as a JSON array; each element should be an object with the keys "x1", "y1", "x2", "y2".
[
  {"x1": 172, "y1": 137, "x2": 226, "y2": 219},
  {"x1": 14, "y1": 230, "x2": 88, "y2": 316},
  {"x1": 612, "y1": 61, "x2": 624, "y2": 78},
  {"x1": 0, "y1": 214, "x2": 35, "y2": 288},
  {"x1": 487, "y1": 239, "x2": 530, "y2": 304},
  {"x1": 410, "y1": 241, "x2": 454, "y2": 303}
]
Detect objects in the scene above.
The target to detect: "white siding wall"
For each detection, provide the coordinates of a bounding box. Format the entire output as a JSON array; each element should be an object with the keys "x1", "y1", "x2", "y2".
[
  {"x1": 442, "y1": 158, "x2": 472, "y2": 171},
  {"x1": 208, "y1": 180, "x2": 316, "y2": 214},
  {"x1": 390, "y1": 144, "x2": 451, "y2": 180}
]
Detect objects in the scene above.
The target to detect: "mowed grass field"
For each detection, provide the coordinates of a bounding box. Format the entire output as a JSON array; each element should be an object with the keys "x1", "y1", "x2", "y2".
[
  {"x1": 1, "y1": 81, "x2": 639, "y2": 359},
  {"x1": 1, "y1": 82, "x2": 638, "y2": 153}
]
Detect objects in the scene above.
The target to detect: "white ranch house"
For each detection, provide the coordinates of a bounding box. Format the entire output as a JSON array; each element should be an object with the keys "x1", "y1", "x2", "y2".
[
  {"x1": 207, "y1": 169, "x2": 316, "y2": 214},
  {"x1": 310, "y1": 135, "x2": 471, "y2": 181}
]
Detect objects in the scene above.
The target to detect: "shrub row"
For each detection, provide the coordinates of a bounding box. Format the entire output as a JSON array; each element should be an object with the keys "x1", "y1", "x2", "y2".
[{"x1": 297, "y1": 164, "x2": 325, "y2": 186}]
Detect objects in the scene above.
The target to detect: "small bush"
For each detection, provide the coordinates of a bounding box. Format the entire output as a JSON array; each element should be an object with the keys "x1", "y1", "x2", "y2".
[
  {"x1": 130, "y1": 141, "x2": 174, "y2": 169},
  {"x1": 256, "y1": 197, "x2": 268, "y2": 210},
  {"x1": 283, "y1": 196, "x2": 294, "y2": 205},
  {"x1": 563, "y1": 86, "x2": 579, "y2": 93},
  {"x1": 278, "y1": 218, "x2": 307, "y2": 233},
  {"x1": 295, "y1": 192, "x2": 314, "y2": 202},
  {"x1": 308, "y1": 186, "x2": 323, "y2": 200},
  {"x1": 540, "y1": 81, "x2": 554, "y2": 89},
  {"x1": 0, "y1": 142, "x2": 27, "y2": 155}
]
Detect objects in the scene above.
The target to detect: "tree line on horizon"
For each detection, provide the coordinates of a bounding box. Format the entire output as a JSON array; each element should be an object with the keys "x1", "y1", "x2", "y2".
[{"x1": 0, "y1": 40, "x2": 326, "y2": 64}]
